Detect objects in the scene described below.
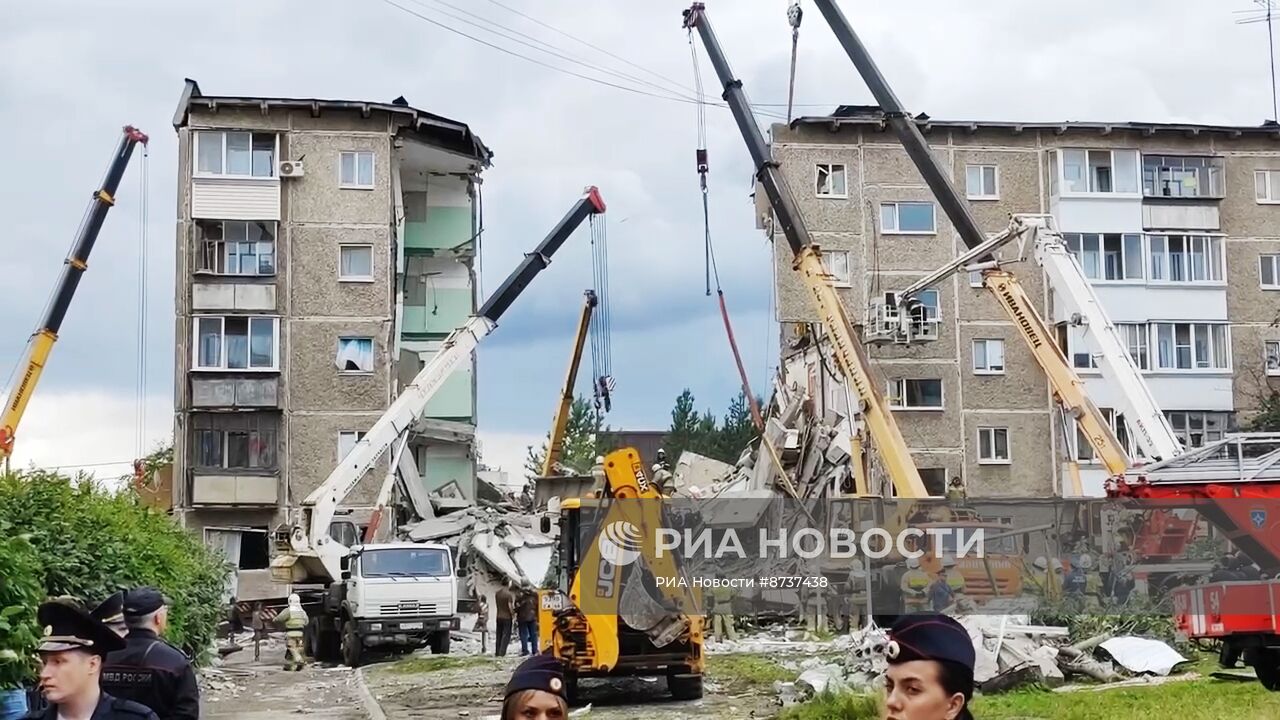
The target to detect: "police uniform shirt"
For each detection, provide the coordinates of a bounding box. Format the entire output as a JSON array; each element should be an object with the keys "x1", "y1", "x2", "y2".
[
  {"x1": 99, "y1": 590, "x2": 199, "y2": 720},
  {"x1": 24, "y1": 601, "x2": 158, "y2": 720}
]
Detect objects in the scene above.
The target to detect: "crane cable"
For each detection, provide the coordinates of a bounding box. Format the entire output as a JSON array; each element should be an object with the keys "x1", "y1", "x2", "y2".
[
  {"x1": 589, "y1": 214, "x2": 614, "y2": 414},
  {"x1": 134, "y1": 144, "x2": 150, "y2": 465},
  {"x1": 688, "y1": 32, "x2": 765, "y2": 434},
  {"x1": 786, "y1": 2, "x2": 803, "y2": 123}
]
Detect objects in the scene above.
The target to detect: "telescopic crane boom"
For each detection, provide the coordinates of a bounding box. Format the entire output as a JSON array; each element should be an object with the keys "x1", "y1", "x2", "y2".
[
  {"x1": 542, "y1": 289, "x2": 598, "y2": 477},
  {"x1": 1, "y1": 126, "x2": 149, "y2": 461},
  {"x1": 682, "y1": 4, "x2": 927, "y2": 498},
  {"x1": 807, "y1": 0, "x2": 1184, "y2": 474},
  {"x1": 281, "y1": 187, "x2": 607, "y2": 583}
]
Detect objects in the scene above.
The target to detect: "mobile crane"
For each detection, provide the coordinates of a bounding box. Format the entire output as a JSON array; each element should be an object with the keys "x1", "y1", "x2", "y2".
[
  {"x1": 541, "y1": 289, "x2": 599, "y2": 477},
  {"x1": 682, "y1": 3, "x2": 928, "y2": 499},
  {"x1": 538, "y1": 446, "x2": 704, "y2": 702},
  {"x1": 270, "y1": 187, "x2": 606, "y2": 666},
  {"x1": 1, "y1": 126, "x2": 149, "y2": 461}
]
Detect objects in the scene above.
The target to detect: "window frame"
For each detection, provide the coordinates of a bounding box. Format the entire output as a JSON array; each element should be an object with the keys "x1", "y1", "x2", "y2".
[
  {"x1": 972, "y1": 338, "x2": 1006, "y2": 375},
  {"x1": 814, "y1": 162, "x2": 848, "y2": 199},
  {"x1": 191, "y1": 315, "x2": 280, "y2": 372},
  {"x1": 194, "y1": 220, "x2": 278, "y2": 277},
  {"x1": 192, "y1": 413, "x2": 279, "y2": 471},
  {"x1": 977, "y1": 427, "x2": 1011, "y2": 465},
  {"x1": 965, "y1": 164, "x2": 1000, "y2": 200},
  {"x1": 338, "y1": 244, "x2": 375, "y2": 283},
  {"x1": 1058, "y1": 148, "x2": 1140, "y2": 196},
  {"x1": 820, "y1": 250, "x2": 852, "y2": 288},
  {"x1": 1064, "y1": 232, "x2": 1145, "y2": 282},
  {"x1": 338, "y1": 430, "x2": 367, "y2": 461},
  {"x1": 1076, "y1": 408, "x2": 1137, "y2": 464},
  {"x1": 336, "y1": 337, "x2": 376, "y2": 374},
  {"x1": 880, "y1": 201, "x2": 937, "y2": 235},
  {"x1": 1165, "y1": 411, "x2": 1232, "y2": 448},
  {"x1": 1152, "y1": 322, "x2": 1231, "y2": 372},
  {"x1": 1142, "y1": 154, "x2": 1224, "y2": 198},
  {"x1": 1255, "y1": 169, "x2": 1280, "y2": 204},
  {"x1": 1260, "y1": 254, "x2": 1280, "y2": 290},
  {"x1": 1146, "y1": 234, "x2": 1225, "y2": 285},
  {"x1": 194, "y1": 130, "x2": 279, "y2": 179},
  {"x1": 885, "y1": 378, "x2": 945, "y2": 411},
  {"x1": 339, "y1": 150, "x2": 376, "y2": 190},
  {"x1": 1265, "y1": 340, "x2": 1280, "y2": 377}
]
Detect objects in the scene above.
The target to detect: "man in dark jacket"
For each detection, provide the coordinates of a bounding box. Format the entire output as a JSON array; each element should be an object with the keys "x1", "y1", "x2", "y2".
[
  {"x1": 493, "y1": 581, "x2": 516, "y2": 657},
  {"x1": 100, "y1": 588, "x2": 200, "y2": 720},
  {"x1": 515, "y1": 588, "x2": 539, "y2": 656},
  {"x1": 24, "y1": 600, "x2": 158, "y2": 720}
]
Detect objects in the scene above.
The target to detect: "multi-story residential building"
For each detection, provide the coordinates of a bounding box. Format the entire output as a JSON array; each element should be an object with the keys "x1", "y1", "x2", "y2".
[
  {"x1": 169, "y1": 80, "x2": 491, "y2": 597},
  {"x1": 767, "y1": 106, "x2": 1280, "y2": 497}
]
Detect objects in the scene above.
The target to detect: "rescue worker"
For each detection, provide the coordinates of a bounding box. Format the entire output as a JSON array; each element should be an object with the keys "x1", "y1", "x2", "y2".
[
  {"x1": 651, "y1": 449, "x2": 673, "y2": 494},
  {"x1": 24, "y1": 601, "x2": 158, "y2": 720},
  {"x1": 1078, "y1": 554, "x2": 1103, "y2": 610},
  {"x1": 900, "y1": 557, "x2": 932, "y2": 614},
  {"x1": 942, "y1": 556, "x2": 965, "y2": 599},
  {"x1": 100, "y1": 588, "x2": 200, "y2": 720},
  {"x1": 927, "y1": 568, "x2": 955, "y2": 612},
  {"x1": 846, "y1": 559, "x2": 869, "y2": 631},
  {"x1": 494, "y1": 580, "x2": 516, "y2": 657},
  {"x1": 588, "y1": 456, "x2": 607, "y2": 496},
  {"x1": 501, "y1": 654, "x2": 568, "y2": 720},
  {"x1": 945, "y1": 477, "x2": 966, "y2": 503},
  {"x1": 91, "y1": 591, "x2": 128, "y2": 639},
  {"x1": 882, "y1": 614, "x2": 976, "y2": 720},
  {"x1": 274, "y1": 595, "x2": 308, "y2": 671},
  {"x1": 709, "y1": 574, "x2": 737, "y2": 643}
]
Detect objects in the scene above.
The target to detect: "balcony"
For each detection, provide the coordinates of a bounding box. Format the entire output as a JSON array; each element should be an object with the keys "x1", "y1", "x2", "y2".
[
  {"x1": 191, "y1": 376, "x2": 280, "y2": 408},
  {"x1": 190, "y1": 470, "x2": 279, "y2": 506}
]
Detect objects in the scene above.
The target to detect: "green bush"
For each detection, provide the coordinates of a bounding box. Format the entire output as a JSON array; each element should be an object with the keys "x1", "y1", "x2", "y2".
[
  {"x1": 0, "y1": 531, "x2": 43, "y2": 690},
  {"x1": 0, "y1": 469, "x2": 230, "y2": 682}
]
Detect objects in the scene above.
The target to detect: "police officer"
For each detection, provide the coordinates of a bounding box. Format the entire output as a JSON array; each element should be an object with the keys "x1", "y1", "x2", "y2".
[
  {"x1": 882, "y1": 614, "x2": 976, "y2": 720},
  {"x1": 100, "y1": 588, "x2": 199, "y2": 720},
  {"x1": 24, "y1": 601, "x2": 158, "y2": 720},
  {"x1": 91, "y1": 591, "x2": 128, "y2": 639}
]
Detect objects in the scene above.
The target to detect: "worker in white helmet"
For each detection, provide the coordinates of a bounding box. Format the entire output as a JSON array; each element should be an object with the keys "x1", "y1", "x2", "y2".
[
  {"x1": 900, "y1": 556, "x2": 931, "y2": 614},
  {"x1": 941, "y1": 555, "x2": 966, "y2": 599}
]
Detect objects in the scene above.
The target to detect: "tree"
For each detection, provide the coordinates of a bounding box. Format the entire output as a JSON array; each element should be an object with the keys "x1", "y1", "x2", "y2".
[
  {"x1": 661, "y1": 389, "x2": 761, "y2": 465},
  {"x1": 716, "y1": 391, "x2": 760, "y2": 462},
  {"x1": 525, "y1": 395, "x2": 608, "y2": 478},
  {"x1": 1245, "y1": 388, "x2": 1280, "y2": 432}
]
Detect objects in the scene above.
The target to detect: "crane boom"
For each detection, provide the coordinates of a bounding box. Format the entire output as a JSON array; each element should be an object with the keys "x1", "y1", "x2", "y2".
[
  {"x1": 542, "y1": 289, "x2": 598, "y2": 477},
  {"x1": 682, "y1": 3, "x2": 927, "y2": 498},
  {"x1": 0, "y1": 126, "x2": 149, "y2": 460},
  {"x1": 807, "y1": 0, "x2": 1182, "y2": 469},
  {"x1": 284, "y1": 187, "x2": 607, "y2": 583}
]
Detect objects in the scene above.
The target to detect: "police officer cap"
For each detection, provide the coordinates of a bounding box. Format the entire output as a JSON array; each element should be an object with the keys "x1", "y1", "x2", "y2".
[
  {"x1": 504, "y1": 653, "x2": 567, "y2": 699},
  {"x1": 36, "y1": 600, "x2": 126, "y2": 656},
  {"x1": 886, "y1": 614, "x2": 975, "y2": 671},
  {"x1": 123, "y1": 587, "x2": 168, "y2": 618},
  {"x1": 92, "y1": 590, "x2": 126, "y2": 625}
]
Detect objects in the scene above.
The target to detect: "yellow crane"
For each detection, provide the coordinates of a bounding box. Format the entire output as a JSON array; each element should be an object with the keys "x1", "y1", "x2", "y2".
[{"x1": 541, "y1": 290, "x2": 598, "y2": 477}]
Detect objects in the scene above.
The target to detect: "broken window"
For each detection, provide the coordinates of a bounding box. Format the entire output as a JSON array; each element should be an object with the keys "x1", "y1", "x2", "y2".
[
  {"x1": 192, "y1": 316, "x2": 277, "y2": 370},
  {"x1": 815, "y1": 163, "x2": 847, "y2": 197},
  {"x1": 886, "y1": 378, "x2": 943, "y2": 409},
  {"x1": 339, "y1": 245, "x2": 374, "y2": 280},
  {"x1": 977, "y1": 427, "x2": 1010, "y2": 463},
  {"x1": 192, "y1": 413, "x2": 278, "y2": 470},
  {"x1": 340, "y1": 151, "x2": 375, "y2": 188},
  {"x1": 195, "y1": 220, "x2": 275, "y2": 275},
  {"x1": 336, "y1": 337, "x2": 374, "y2": 373},
  {"x1": 195, "y1": 131, "x2": 276, "y2": 178}
]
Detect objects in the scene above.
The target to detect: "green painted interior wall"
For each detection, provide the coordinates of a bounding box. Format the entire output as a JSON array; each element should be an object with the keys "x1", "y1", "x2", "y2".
[
  {"x1": 402, "y1": 288, "x2": 472, "y2": 335},
  {"x1": 404, "y1": 206, "x2": 472, "y2": 251}
]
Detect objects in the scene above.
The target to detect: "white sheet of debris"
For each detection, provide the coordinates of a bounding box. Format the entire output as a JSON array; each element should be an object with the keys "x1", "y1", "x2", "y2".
[{"x1": 1099, "y1": 637, "x2": 1188, "y2": 676}]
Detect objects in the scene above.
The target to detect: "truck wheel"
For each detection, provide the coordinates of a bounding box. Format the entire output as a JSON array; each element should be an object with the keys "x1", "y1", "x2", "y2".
[
  {"x1": 668, "y1": 673, "x2": 703, "y2": 700},
  {"x1": 429, "y1": 630, "x2": 452, "y2": 655},
  {"x1": 1254, "y1": 650, "x2": 1280, "y2": 691},
  {"x1": 341, "y1": 620, "x2": 363, "y2": 668}
]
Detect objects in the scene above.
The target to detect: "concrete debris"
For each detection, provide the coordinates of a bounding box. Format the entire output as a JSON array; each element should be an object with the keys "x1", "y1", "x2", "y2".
[
  {"x1": 796, "y1": 664, "x2": 848, "y2": 697},
  {"x1": 1099, "y1": 637, "x2": 1189, "y2": 676}
]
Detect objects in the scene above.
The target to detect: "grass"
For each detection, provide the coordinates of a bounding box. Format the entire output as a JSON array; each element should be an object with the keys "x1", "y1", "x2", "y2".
[
  {"x1": 706, "y1": 653, "x2": 794, "y2": 693},
  {"x1": 383, "y1": 654, "x2": 497, "y2": 675},
  {"x1": 777, "y1": 691, "x2": 880, "y2": 720},
  {"x1": 973, "y1": 677, "x2": 1280, "y2": 719}
]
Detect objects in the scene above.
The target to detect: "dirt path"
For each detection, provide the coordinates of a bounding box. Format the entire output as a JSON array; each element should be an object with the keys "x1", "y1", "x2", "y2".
[
  {"x1": 200, "y1": 639, "x2": 370, "y2": 719},
  {"x1": 363, "y1": 654, "x2": 780, "y2": 719}
]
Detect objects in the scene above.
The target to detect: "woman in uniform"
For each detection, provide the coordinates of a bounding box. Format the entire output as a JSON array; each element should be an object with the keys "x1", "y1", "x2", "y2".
[
  {"x1": 881, "y1": 614, "x2": 976, "y2": 720},
  {"x1": 501, "y1": 654, "x2": 568, "y2": 720}
]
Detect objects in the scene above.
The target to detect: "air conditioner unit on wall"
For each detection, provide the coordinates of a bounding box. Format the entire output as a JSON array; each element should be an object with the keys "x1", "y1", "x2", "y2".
[{"x1": 278, "y1": 160, "x2": 305, "y2": 177}]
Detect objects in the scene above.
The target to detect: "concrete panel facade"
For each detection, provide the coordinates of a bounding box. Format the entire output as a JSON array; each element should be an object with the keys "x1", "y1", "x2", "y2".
[
  {"x1": 290, "y1": 226, "x2": 391, "y2": 318},
  {"x1": 287, "y1": 320, "x2": 390, "y2": 412},
  {"x1": 285, "y1": 133, "x2": 392, "y2": 225},
  {"x1": 288, "y1": 413, "x2": 388, "y2": 506}
]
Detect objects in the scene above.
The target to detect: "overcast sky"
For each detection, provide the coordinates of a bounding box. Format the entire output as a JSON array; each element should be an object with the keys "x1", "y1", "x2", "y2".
[{"x1": 2, "y1": 0, "x2": 1275, "y2": 479}]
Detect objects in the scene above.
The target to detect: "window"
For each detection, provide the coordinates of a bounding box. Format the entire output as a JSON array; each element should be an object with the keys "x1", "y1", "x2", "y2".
[
  {"x1": 195, "y1": 131, "x2": 276, "y2": 178},
  {"x1": 965, "y1": 164, "x2": 999, "y2": 199},
  {"x1": 1142, "y1": 155, "x2": 1224, "y2": 198},
  {"x1": 1147, "y1": 235, "x2": 1224, "y2": 283},
  {"x1": 338, "y1": 431, "x2": 367, "y2": 461},
  {"x1": 1076, "y1": 409, "x2": 1135, "y2": 463},
  {"x1": 977, "y1": 427, "x2": 1010, "y2": 464},
  {"x1": 1064, "y1": 233, "x2": 1143, "y2": 280},
  {"x1": 815, "y1": 163, "x2": 847, "y2": 197},
  {"x1": 1261, "y1": 254, "x2": 1280, "y2": 289},
  {"x1": 910, "y1": 288, "x2": 940, "y2": 337},
  {"x1": 880, "y1": 202, "x2": 936, "y2": 233},
  {"x1": 972, "y1": 339, "x2": 1005, "y2": 374},
  {"x1": 193, "y1": 316, "x2": 278, "y2": 370},
  {"x1": 192, "y1": 413, "x2": 278, "y2": 470},
  {"x1": 340, "y1": 151, "x2": 375, "y2": 189},
  {"x1": 1266, "y1": 341, "x2": 1280, "y2": 376},
  {"x1": 891, "y1": 468, "x2": 948, "y2": 498},
  {"x1": 336, "y1": 337, "x2": 374, "y2": 373},
  {"x1": 821, "y1": 250, "x2": 852, "y2": 286},
  {"x1": 1154, "y1": 322, "x2": 1230, "y2": 370},
  {"x1": 1061, "y1": 149, "x2": 1139, "y2": 194},
  {"x1": 968, "y1": 270, "x2": 984, "y2": 288},
  {"x1": 1166, "y1": 411, "x2": 1232, "y2": 448},
  {"x1": 886, "y1": 378, "x2": 944, "y2": 410},
  {"x1": 195, "y1": 220, "x2": 276, "y2": 275},
  {"x1": 339, "y1": 244, "x2": 374, "y2": 281},
  {"x1": 1118, "y1": 323, "x2": 1150, "y2": 371},
  {"x1": 1255, "y1": 170, "x2": 1280, "y2": 202}
]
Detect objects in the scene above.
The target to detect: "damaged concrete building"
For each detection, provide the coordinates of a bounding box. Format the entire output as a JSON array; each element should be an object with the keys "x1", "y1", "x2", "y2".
[
  {"x1": 765, "y1": 107, "x2": 1280, "y2": 497},
  {"x1": 168, "y1": 80, "x2": 491, "y2": 597}
]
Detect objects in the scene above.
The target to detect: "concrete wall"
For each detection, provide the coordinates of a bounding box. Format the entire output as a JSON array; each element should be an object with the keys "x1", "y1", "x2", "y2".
[{"x1": 290, "y1": 226, "x2": 392, "y2": 317}]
